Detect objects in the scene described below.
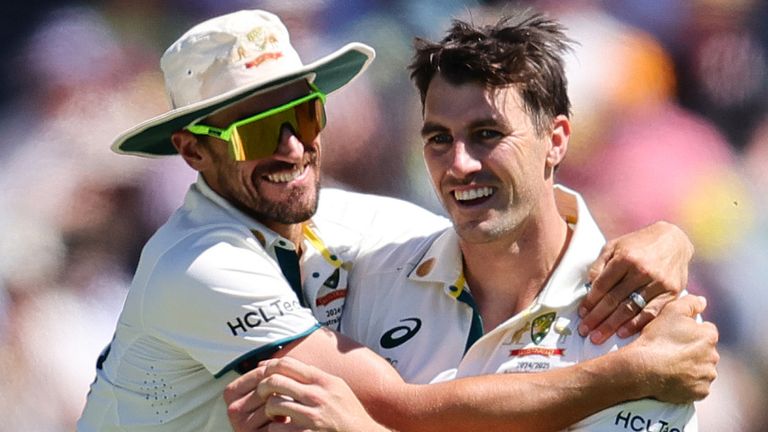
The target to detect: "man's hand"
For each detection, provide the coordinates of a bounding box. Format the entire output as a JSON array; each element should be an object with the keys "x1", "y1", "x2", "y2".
[
  {"x1": 255, "y1": 357, "x2": 391, "y2": 432},
  {"x1": 224, "y1": 366, "x2": 272, "y2": 432},
  {"x1": 225, "y1": 357, "x2": 391, "y2": 432},
  {"x1": 579, "y1": 221, "x2": 694, "y2": 344},
  {"x1": 627, "y1": 295, "x2": 719, "y2": 403}
]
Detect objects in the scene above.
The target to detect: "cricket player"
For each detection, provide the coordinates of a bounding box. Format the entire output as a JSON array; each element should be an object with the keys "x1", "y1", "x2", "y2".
[
  {"x1": 77, "y1": 9, "x2": 716, "y2": 432},
  {"x1": 225, "y1": 10, "x2": 719, "y2": 432}
]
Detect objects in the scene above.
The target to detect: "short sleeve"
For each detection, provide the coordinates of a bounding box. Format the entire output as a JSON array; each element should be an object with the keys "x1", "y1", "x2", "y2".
[
  {"x1": 143, "y1": 228, "x2": 320, "y2": 377},
  {"x1": 574, "y1": 330, "x2": 697, "y2": 432},
  {"x1": 568, "y1": 399, "x2": 697, "y2": 432}
]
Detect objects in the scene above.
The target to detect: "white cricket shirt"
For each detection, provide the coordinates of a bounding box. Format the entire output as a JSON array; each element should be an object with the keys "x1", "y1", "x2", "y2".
[
  {"x1": 343, "y1": 185, "x2": 697, "y2": 432},
  {"x1": 78, "y1": 176, "x2": 446, "y2": 431}
]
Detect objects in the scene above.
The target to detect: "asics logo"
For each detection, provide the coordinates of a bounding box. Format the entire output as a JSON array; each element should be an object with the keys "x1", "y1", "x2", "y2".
[{"x1": 380, "y1": 318, "x2": 422, "y2": 349}]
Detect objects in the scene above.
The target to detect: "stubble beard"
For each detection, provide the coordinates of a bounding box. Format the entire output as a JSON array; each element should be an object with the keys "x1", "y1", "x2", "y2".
[
  {"x1": 247, "y1": 152, "x2": 321, "y2": 225},
  {"x1": 251, "y1": 174, "x2": 321, "y2": 224},
  {"x1": 214, "y1": 150, "x2": 321, "y2": 226}
]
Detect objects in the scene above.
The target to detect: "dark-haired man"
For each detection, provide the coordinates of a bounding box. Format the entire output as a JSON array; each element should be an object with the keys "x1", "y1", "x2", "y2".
[
  {"x1": 78, "y1": 8, "x2": 715, "y2": 432},
  {"x1": 227, "y1": 10, "x2": 717, "y2": 432}
]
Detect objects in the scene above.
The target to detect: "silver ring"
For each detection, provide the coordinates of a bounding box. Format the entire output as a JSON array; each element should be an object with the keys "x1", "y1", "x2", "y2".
[{"x1": 629, "y1": 291, "x2": 647, "y2": 310}]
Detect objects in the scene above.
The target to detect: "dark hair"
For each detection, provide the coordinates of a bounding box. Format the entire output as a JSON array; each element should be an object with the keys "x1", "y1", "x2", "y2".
[{"x1": 409, "y1": 9, "x2": 573, "y2": 136}]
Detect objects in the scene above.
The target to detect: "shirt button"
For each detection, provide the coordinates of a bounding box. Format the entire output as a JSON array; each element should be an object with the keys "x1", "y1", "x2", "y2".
[{"x1": 312, "y1": 272, "x2": 320, "y2": 278}]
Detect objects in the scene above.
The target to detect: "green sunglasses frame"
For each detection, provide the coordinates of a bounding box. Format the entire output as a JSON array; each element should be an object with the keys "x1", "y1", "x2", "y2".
[{"x1": 186, "y1": 83, "x2": 327, "y2": 160}]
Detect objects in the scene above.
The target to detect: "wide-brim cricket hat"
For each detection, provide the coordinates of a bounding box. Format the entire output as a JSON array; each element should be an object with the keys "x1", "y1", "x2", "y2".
[{"x1": 112, "y1": 9, "x2": 375, "y2": 157}]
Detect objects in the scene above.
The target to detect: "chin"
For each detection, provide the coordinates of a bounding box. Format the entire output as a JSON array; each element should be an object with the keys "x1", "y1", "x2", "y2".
[{"x1": 452, "y1": 221, "x2": 498, "y2": 244}]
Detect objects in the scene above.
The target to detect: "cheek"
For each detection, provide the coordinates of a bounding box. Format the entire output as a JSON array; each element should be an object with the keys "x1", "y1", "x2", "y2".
[
  {"x1": 423, "y1": 153, "x2": 443, "y2": 187},
  {"x1": 237, "y1": 162, "x2": 260, "y2": 188}
]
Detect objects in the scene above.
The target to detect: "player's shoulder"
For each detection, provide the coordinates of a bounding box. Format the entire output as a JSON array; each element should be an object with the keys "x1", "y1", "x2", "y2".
[
  {"x1": 138, "y1": 204, "x2": 267, "y2": 288},
  {"x1": 353, "y1": 226, "x2": 447, "y2": 280},
  {"x1": 149, "y1": 205, "x2": 254, "y2": 256},
  {"x1": 316, "y1": 188, "x2": 448, "y2": 239}
]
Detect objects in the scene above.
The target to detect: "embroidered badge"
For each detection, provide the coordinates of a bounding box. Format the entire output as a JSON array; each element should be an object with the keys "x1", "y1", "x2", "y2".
[
  {"x1": 531, "y1": 312, "x2": 556, "y2": 345},
  {"x1": 509, "y1": 320, "x2": 531, "y2": 345},
  {"x1": 324, "y1": 268, "x2": 340, "y2": 289},
  {"x1": 239, "y1": 27, "x2": 282, "y2": 69},
  {"x1": 510, "y1": 347, "x2": 565, "y2": 357}
]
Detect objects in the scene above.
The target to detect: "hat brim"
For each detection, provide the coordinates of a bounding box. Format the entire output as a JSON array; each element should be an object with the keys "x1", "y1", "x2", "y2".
[{"x1": 113, "y1": 42, "x2": 374, "y2": 157}]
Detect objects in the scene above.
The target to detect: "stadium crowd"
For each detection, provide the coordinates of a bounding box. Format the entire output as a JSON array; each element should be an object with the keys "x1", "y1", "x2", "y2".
[{"x1": 0, "y1": 0, "x2": 765, "y2": 430}]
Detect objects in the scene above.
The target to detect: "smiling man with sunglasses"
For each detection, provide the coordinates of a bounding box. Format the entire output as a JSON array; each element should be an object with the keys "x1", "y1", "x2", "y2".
[{"x1": 77, "y1": 9, "x2": 716, "y2": 432}]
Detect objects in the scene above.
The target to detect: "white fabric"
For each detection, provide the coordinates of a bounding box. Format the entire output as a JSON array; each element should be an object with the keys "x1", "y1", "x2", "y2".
[
  {"x1": 77, "y1": 179, "x2": 447, "y2": 431},
  {"x1": 162, "y1": 10, "x2": 303, "y2": 108},
  {"x1": 111, "y1": 8, "x2": 374, "y2": 159},
  {"x1": 78, "y1": 176, "x2": 320, "y2": 431},
  {"x1": 310, "y1": 188, "x2": 450, "y2": 329},
  {"x1": 343, "y1": 185, "x2": 697, "y2": 431}
]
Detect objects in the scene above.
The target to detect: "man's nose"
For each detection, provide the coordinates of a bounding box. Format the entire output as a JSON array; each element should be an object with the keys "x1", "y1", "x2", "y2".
[
  {"x1": 447, "y1": 141, "x2": 481, "y2": 178},
  {"x1": 273, "y1": 124, "x2": 305, "y2": 162}
]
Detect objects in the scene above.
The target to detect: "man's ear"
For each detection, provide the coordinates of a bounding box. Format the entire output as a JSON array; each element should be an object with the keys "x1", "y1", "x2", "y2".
[
  {"x1": 546, "y1": 115, "x2": 570, "y2": 170},
  {"x1": 172, "y1": 130, "x2": 210, "y2": 171}
]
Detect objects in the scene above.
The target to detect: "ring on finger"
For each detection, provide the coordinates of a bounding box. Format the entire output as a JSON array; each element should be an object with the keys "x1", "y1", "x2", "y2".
[{"x1": 629, "y1": 291, "x2": 647, "y2": 310}]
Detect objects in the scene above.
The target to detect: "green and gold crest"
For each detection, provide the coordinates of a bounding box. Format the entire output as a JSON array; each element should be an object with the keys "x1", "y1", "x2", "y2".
[{"x1": 531, "y1": 312, "x2": 556, "y2": 345}]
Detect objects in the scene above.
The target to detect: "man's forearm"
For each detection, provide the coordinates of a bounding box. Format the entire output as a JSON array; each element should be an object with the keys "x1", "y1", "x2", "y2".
[
  {"x1": 245, "y1": 332, "x2": 642, "y2": 432},
  {"x1": 378, "y1": 348, "x2": 643, "y2": 432}
]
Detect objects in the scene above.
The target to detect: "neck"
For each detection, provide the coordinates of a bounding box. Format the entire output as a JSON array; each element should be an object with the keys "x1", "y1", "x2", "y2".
[
  {"x1": 267, "y1": 221, "x2": 305, "y2": 254},
  {"x1": 460, "y1": 195, "x2": 571, "y2": 331}
]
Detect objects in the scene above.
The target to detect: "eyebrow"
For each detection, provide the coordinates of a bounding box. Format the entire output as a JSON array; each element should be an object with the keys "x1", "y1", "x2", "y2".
[
  {"x1": 469, "y1": 118, "x2": 504, "y2": 129},
  {"x1": 420, "y1": 118, "x2": 504, "y2": 137},
  {"x1": 420, "y1": 121, "x2": 447, "y2": 137}
]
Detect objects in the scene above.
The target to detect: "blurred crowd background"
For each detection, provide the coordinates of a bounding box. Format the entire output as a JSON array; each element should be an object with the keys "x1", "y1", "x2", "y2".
[{"x1": 0, "y1": 0, "x2": 766, "y2": 430}]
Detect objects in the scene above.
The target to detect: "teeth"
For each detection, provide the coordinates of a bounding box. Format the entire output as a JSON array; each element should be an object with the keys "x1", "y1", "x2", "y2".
[
  {"x1": 266, "y1": 166, "x2": 304, "y2": 183},
  {"x1": 454, "y1": 187, "x2": 494, "y2": 201}
]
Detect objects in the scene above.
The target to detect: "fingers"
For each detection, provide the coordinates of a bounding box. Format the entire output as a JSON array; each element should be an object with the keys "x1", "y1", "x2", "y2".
[
  {"x1": 579, "y1": 264, "x2": 656, "y2": 342},
  {"x1": 264, "y1": 394, "x2": 309, "y2": 423},
  {"x1": 614, "y1": 293, "x2": 669, "y2": 338},
  {"x1": 226, "y1": 401, "x2": 271, "y2": 432},
  {"x1": 225, "y1": 365, "x2": 268, "y2": 404},
  {"x1": 579, "y1": 270, "x2": 640, "y2": 337},
  {"x1": 584, "y1": 289, "x2": 654, "y2": 344},
  {"x1": 226, "y1": 366, "x2": 272, "y2": 432},
  {"x1": 256, "y1": 358, "x2": 331, "y2": 409},
  {"x1": 225, "y1": 360, "x2": 314, "y2": 432},
  {"x1": 260, "y1": 357, "x2": 322, "y2": 386},
  {"x1": 259, "y1": 373, "x2": 333, "y2": 432},
  {"x1": 661, "y1": 295, "x2": 707, "y2": 319},
  {"x1": 581, "y1": 222, "x2": 693, "y2": 341},
  {"x1": 265, "y1": 422, "x2": 309, "y2": 432},
  {"x1": 581, "y1": 242, "x2": 648, "y2": 323},
  {"x1": 257, "y1": 371, "x2": 312, "y2": 403},
  {"x1": 581, "y1": 244, "x2": 623, "y2": 314}
]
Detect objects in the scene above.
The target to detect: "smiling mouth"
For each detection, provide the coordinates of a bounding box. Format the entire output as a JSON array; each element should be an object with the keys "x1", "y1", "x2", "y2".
[
  {"x1": 453, "y1": 186, "x2": 495, "y2": 205},
  {"x1": 264, "y1": 164, "x2": 307, "y2": 183}
]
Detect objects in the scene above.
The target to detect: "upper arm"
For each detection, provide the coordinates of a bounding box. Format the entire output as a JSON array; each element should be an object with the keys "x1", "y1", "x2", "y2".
[
  {"x1": 270, "y1": 326, "x2": 409, "y2": 422},
  {"x1": 143, "y1": 231, "x2": 320, "y2": 376},
  {"x1": 568, "y1": 399, "x2": 697, "y2": 432}
]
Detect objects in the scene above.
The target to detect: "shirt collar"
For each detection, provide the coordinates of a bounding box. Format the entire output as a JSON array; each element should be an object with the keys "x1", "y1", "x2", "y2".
[
  {"x1": 536, "y1": 185, "x2": 605, "y2": 307},
  {"x1": 407, "y1": 228, "x2": 466, "y2": 298},
  {"x1": 405, "y1": 185, "x2": 604, "y2": 305},
  {"x1": 192, "y1": 174, "x2": 297, "y2": 252}
]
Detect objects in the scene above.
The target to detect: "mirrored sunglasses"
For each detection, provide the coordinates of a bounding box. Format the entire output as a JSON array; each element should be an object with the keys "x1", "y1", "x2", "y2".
[{"x1": 186, "y1": 85, "x2": 327, "y2": 161}]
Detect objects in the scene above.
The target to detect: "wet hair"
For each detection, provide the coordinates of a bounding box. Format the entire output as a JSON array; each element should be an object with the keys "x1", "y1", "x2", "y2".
[{"x1": 409, "y1": 9, "x2": 573, "y2": 136}]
